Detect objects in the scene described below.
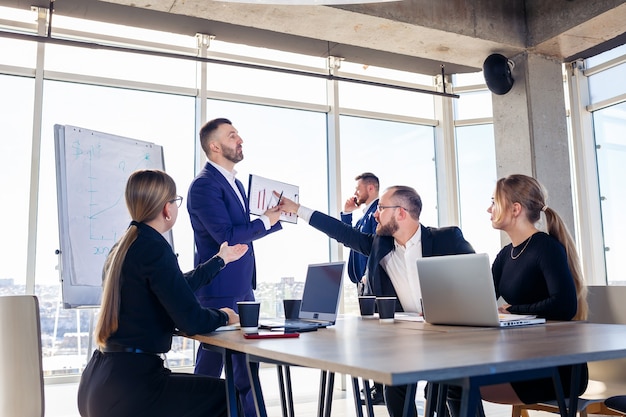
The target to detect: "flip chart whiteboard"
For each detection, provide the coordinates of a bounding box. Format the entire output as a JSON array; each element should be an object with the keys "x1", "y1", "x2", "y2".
[{"x1": 54, "y1": 125, "x2": 169, "y2": 308}]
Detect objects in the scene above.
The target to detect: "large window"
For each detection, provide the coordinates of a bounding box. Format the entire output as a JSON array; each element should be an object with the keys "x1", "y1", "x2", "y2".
[
  {"x1": 586, "y1": 44, "x2": 626, "y2": 285},
  {"x1": 453, "y1": 72, "x2": 499, "y2": 262},
  {"x1": 204, "y1": 100, "x2": 330, "y2": 317},
  {"x1": 455, "y1": 124, "x2": 500, "y2": 260},
  {"x1": 592, "y1": 103, "x2": 626, "y2": 286},
  {"x1": 37, "y1": 80, "x2": 196, "y2": 372},
  {"x1": 0, "y1": 4, "x2": 499, "y2": 380},
  {"x1": 339, "y1": 116, "x2": 437, "y2": 313},
  {"x1": 0, "y1": 74, "x2": 34, "y2": 289}
]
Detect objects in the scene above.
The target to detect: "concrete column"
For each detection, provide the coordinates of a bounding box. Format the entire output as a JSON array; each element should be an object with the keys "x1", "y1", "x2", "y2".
[{"x1": 492, "y1": 52, "x2": 575, "y2": 238}]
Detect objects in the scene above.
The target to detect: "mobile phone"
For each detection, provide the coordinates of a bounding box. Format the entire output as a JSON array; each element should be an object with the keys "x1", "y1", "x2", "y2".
[{"x1": 243, "y1": 332, "x2": 300, "y2": 339}]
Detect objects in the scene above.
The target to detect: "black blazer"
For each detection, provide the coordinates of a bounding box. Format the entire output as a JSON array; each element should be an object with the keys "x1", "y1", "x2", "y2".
[{"x1": 309, "y1": 211, "x2": 475, "y2": 310}]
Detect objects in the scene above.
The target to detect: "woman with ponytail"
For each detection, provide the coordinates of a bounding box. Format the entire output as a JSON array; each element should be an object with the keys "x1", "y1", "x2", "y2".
[
  {"x1": 78, "y1": 169, "x2": 248, "y2": 417},
  {"x1": 480, "y1": 174, "x2": 588, "y2": 406}
]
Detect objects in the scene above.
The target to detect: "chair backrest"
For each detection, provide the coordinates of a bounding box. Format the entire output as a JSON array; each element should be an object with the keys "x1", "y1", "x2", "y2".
[
  {"x1": 0, "y1": 295, "x2": 45, "y2": 417},
  {"x1": 586, "y1": 286, "x2": 626, "y2": 397}
]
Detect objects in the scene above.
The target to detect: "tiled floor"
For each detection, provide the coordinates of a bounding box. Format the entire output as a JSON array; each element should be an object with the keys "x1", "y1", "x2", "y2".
[{"x1": 45, "y1": 365, "x2": 526, "y2": 417}]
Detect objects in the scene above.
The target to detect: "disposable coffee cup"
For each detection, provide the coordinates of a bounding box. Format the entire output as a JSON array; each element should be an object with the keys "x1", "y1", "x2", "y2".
[
  {"x1": 283, "y1": 299, "x2": 302, "y2": 320},
  {"x1": 237, "y1": 301, "x2": 261, "y2": 333},
  {"x1": 376, "y1": 297, "x2": 397, "y2": 323},
  {"x1": 358, "y1": 296, "x2": 376, "y2": 317}
]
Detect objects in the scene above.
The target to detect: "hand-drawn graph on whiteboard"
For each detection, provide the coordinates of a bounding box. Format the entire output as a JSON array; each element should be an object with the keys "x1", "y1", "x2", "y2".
[{"x1": 54, "y1": 125, "x2": 169, "y2": 308}]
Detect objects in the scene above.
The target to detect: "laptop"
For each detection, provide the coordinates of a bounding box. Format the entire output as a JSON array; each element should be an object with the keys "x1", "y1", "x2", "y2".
[
  {"x1": 416, "y1": 253, "x2": 546, "y2": 327},
  {"x1": 260, "y1": 261, "x2": 345, "y2": 332}
]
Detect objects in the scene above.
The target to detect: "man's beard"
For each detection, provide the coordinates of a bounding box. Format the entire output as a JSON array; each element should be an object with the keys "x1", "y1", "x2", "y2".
[
  {"x1": 356, "y1": 191, "x2": 369, "y2": 206},
  {"x1": 376, "y1": 216, "x2": 399, "y2": 236},
  {"x1": 223, "y1": 146, "x2": 244, "y2": 164}
]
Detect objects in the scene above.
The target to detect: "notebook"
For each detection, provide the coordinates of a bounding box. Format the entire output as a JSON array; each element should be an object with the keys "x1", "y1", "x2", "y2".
[
  {"x1": 260, "y1": 261, "x2": 345, "y2": 332},
  {"x1": 416, "y1": 253, "x2": 546, "y2": 327}
]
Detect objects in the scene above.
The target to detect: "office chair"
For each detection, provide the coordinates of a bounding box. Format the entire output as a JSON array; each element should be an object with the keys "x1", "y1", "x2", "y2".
[
  {"x1": 605, "y1": 396, "x2": 626, "y2": 414},
  {"x1": 511, "y1": 286, "x2": 626, "y2": 417},
  {"x1": 0, "y1": 295, "x2": 45, "y2": 417}
]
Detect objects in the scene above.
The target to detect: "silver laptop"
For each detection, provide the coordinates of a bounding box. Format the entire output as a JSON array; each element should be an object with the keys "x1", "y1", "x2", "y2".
[
  {"x1": 260, "y1": 261, "x2": 345, "y2": 332},
  {"x1": 416, "y1": 253, "x2": 546, "y2": 327}
]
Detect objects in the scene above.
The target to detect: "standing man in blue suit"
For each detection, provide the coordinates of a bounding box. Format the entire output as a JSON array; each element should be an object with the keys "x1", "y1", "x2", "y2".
[
  {"x1": 278, "y1": 185, "x2": 474, "y2": 417},
  {"x1": 188, "y1": 118, "x2": 282, "y2": 417},
  {"x1": 340, "y1": 172, "x2": 384, "y2": 405},
  {"x1": 341, "y1": 172, "x2": 380, "y2": 289}
]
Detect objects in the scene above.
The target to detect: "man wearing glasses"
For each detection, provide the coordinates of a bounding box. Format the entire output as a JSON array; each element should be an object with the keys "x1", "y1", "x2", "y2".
[{"x1": 278, "y1": 185, "x2": 474, "y2": 417}]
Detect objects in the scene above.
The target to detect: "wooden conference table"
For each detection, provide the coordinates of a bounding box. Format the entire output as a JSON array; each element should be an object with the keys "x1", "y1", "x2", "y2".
[{"x1": 193, "y1": 316, "x2": 626, "y2": 417}]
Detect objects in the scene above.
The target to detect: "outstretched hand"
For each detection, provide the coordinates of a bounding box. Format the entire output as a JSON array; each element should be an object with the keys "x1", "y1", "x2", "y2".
[
  {"x1": 275, "y1": 191, "x2": 300, "y2": 214},
  {"x1": 217, "y1": 241, "x2": 249, "y2": 265}
]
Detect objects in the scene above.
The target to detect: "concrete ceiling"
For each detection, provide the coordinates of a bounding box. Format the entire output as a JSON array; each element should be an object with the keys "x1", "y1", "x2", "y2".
[{"x1": 6, "y1": 0, "x2": 626, "y2": 75}]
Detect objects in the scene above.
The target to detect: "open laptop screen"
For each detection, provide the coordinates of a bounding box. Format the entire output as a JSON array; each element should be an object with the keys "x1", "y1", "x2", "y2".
[{"x1": 298, "y1": 262, "x2": 345, "y2": 322}]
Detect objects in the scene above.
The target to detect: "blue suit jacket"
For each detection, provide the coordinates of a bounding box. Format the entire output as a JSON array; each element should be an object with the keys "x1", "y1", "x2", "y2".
[
  {"x1": 187, "y1": 163, "x2": 282, "y2": 303},
  {"x1": 309, "y1": 211, "x2": 474, "y2": 311},
  {"x1": 340, "y1": 199, "x2": 379, "y2": 284}
]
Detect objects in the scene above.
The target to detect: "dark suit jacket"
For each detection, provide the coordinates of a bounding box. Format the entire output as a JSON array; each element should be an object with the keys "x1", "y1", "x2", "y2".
[
  {"x1": 187, "y1": 162, "x2": 282, "y2": 302},
  {"x1": 309, "y1": 210, "x2": 474, "y2": 311},
  {"x1": 340, "y1": 199, "x2": 379, "y2": 284}
]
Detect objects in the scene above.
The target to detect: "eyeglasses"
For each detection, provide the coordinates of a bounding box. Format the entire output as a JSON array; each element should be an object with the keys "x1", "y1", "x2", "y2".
[
  {"x1": 169, "y1": 196, "x2": 183, "y2": 208},
  {"x1": 377, "y1": 205, "x2": 404, "y2": 213}
]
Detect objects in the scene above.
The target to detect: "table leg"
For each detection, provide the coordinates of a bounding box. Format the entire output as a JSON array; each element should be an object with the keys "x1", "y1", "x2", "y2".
[
  {"x1": 277, "y1": 365, "x2": 296, "y2": 417},
  {"x1": 318, "y1": 371, "x2": 328, "y2": 417},
  {"x1": 403, "y1": 383, "x2": 418, "y2": 417},
  {"x1": 351, "y1": 377, "x2": 365, "y2": 417},
  {"x1": 246, "y1": 355, "x2": 267, "y2": 417},
  {"x1": 566, "y1": 364, "x2": 582, "y2": 417},
  {"x1": 324, "y1": 372, "x2": 335, "y2": 417},
  {"x1": 224, "y1": 349, "x2": 240, "y2": 417}
]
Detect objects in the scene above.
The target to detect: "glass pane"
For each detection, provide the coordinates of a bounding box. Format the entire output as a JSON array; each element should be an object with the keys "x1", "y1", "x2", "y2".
[
  {"x1": 206, "y1": 63, "x2": 326, "y2": 104},
  {"x1": 339, "y1": 116, "x2": 437, "y2": 314},
  {"x1": 339, "y1": 61, "x2": 434, "y2": 85},
  {"x1": 586, "y1": 44, "x2": 626, "y2": 67},
  {"x1": 454, "y1": 90, "x2": 493, "y2": 120},
  {"x1": 593, "y1": 102, "x2": 626, "y2": 285},
  {"x1": 455, "y1": 124, "x2": 501, "y2": 262},
  {"x1": 45, "y1": 44, "x2": 197, "y2": 88},
  {"x1": 209, "y1": 39, "x2": 327, "y2": 69},
  {"x1": 38, "y1": 80, "x2": 196, "y2": 375},
  {"x1": 453, "y1": 71, "x2": 486, "y2": 87},
  {"x1": 0, "y1": 37, "x2": 37, "y2": 68},
  {"x1": 339, "y1": 81, "x2": 435, "y2": 118},
  {"x1": 0, "y1": 74, "x2": 34, "y2": 290},
  {"x1": 204, "y1": 100, "x2": 329, "y2": 318},
  {"x1": 588, "y1": 62, "x2": 626, "y2": 105},
  {"x1": 52, "y1": 14, "x2": 196, "y2": 47}
]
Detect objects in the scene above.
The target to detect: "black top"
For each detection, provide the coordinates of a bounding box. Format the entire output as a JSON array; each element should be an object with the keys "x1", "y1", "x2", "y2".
[
  {"x1": 106, "y1": 222, "x2": 229, "y2": 353},
  {"x1": 492, "y1": 231, "x2": 577, "y2": 320}
]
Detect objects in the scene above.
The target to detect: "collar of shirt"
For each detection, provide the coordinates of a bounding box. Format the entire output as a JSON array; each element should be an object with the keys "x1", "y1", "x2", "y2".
[
  {"x1": 393, "y1": 225, "x2": 421, "y2": 251},
  {"x1": 207, "y1": 160, "x2": 245, "y2": 209},
  {"x1": 362, "y1": 198, "x2": 379, "y2": 215},
  {"x1": 383, "y1": 225, "x2": 423, "y2": 313},
  {"x1": 208, "y1": 159, "x2": 238, "y2": 182}
]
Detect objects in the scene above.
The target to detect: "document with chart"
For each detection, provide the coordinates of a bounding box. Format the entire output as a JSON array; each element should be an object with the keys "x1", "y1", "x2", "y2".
[{"x1": 247, "y1": 174, "x2": 299, "y2": 224}]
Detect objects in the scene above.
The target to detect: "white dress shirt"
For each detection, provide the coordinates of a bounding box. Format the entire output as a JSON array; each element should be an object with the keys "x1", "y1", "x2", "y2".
[
  {"x1": 208, "y1": 160, "x2": 271, "y2": 230},
  {"x1": 297, "y1": 205, "x2": 423, "y2": 313}
]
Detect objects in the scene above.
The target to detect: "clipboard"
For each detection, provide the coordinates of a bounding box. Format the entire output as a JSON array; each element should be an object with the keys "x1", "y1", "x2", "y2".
[{"x1": 247, "y1": 174, "x2": 299, "y2": 224}]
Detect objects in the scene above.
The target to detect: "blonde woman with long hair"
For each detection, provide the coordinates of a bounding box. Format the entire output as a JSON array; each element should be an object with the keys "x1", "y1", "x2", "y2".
[
  {"x1": 78, "y1": 169, "x2": 247, "y2": 417},
  {"x1": 454, "y1": 174, "x2": 588, "y2": 414}
]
